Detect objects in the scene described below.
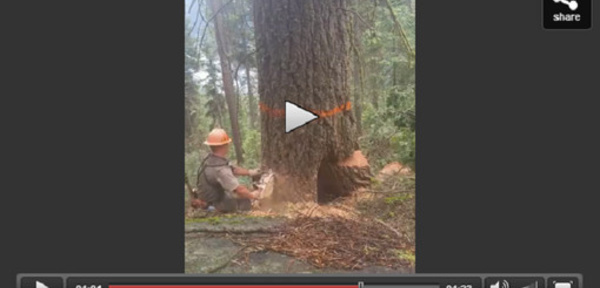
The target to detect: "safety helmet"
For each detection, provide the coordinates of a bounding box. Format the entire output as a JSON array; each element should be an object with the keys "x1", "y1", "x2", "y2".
[{"x1": 204, "y1": 128, "x2": 232, "y2": 146}]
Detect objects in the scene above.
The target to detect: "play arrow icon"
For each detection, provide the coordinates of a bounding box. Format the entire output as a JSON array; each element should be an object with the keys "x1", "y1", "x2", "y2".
[
  {"x1": 285, "y1": 101, "x2": 319, "y2": 133},
  {"x1": 36, "y1": 281, "x2": 49, "y2": 288}
]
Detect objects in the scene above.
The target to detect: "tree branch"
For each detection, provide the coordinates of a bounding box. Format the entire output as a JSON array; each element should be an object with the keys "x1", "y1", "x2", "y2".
[
  {"x1": 373, "y1": 218, "x2": 403, "y2": 238},
  {"x1": 197, "y1": 0, "x2": 235, "y2": 54},
  {"x1": 198, "y1": 0, "x2": 207, "y2": 23},
  {"x1": 383, "y1": 0, "x2": 414, "y2": 66},
  {"x1": 187, "y1": 0, "x2": 204, "y2": 37},
  {"x1": 232, "y1": 48, "x2": 259, "y2": 81},
  {"x1": 188, "y1": 0, "x2": 197, "y2": 14}
]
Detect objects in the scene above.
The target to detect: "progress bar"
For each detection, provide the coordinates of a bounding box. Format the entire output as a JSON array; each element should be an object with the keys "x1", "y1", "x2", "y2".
[
  {"x1": 110, "y1": 286, "x2": 357, "y2": 288},
  {"x1": 15, "y1": 274, "x2": 582, "y2": 288}
]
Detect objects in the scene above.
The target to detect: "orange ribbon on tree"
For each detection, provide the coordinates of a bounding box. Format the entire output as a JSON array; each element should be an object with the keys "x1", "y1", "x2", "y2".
[{"x1": 259, "y1": 101, "x2": 352, "y2": 118}]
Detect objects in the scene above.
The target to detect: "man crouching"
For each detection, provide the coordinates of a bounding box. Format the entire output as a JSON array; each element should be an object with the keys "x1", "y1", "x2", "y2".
[{"x1": 191, "y1": 128, "x2": 261, "y2": 213}]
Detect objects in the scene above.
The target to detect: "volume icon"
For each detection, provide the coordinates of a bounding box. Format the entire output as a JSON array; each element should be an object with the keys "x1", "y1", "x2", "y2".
[{"x1": 491, "y1": 280, "x2": 510, "y2": 288}]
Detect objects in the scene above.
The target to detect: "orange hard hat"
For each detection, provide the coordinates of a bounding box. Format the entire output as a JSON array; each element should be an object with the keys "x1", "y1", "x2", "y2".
[{"x1": 204, "y1": 128, "x2": 232, "y2": 146}]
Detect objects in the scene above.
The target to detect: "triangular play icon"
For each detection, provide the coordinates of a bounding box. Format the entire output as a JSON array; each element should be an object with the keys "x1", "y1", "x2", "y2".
[
  {"x1": 36, "y1": 281, "x2": 49, "y2": 288},
  {"x1": 285, "y1": 101, "x2": 319, "y2": 133}
]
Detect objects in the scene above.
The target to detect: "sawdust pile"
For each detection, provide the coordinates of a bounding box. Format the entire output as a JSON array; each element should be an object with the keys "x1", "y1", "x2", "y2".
[
  {"x1": 339, "y1": 150, "x2": 369, "y2": 166},
  {"x1": 234, "y1": 215, "x2": 413, "y2": 270},
  {"x1": 248, "y1": 202, "x2": 358, "y2": 219}
]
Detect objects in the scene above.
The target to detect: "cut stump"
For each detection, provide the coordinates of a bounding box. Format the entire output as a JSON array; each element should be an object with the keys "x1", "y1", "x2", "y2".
[{"x1": 255, "y1": 151, "x2": 372, "y2": 206}]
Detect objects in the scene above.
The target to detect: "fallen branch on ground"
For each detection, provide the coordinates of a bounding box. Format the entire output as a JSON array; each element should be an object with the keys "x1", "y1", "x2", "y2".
[
  {"x1": 231, "y1": 216, "x2": 413, "y2": 270},
  {"x1": 373, "y1": 218, "x2": 403, "y2": 238}
]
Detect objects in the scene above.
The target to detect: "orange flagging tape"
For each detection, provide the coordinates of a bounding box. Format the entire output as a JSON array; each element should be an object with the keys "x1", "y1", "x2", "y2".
[
  {"x1": 259, "y1": 102, "x2": 285, "y2": 117},
  {"x1": 259, "y1": 101, "x2": 352, "y2": 118}
]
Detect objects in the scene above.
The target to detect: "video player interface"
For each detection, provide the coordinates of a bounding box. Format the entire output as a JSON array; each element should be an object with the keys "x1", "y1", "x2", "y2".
[{"x1": 17, "y1": 274, "x2": 583, "y2": 288}]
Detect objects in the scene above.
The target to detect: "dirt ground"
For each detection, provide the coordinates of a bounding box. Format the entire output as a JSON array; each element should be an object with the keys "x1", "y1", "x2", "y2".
[{"x1": 184, "y1": 169, "x2": 415, "y2": 274}]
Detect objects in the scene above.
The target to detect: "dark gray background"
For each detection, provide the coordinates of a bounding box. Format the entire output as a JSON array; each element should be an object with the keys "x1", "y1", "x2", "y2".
[
  {"x1": 1, "y1": 0, "x2": 598, "y2": 288},
  {"x1": 415, "y1": 0, "x2": 598, "y2": 280}
]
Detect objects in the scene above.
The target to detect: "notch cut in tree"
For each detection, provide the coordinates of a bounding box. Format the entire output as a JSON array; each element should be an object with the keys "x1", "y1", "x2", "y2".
[{"x1": 254, "y1": 0, "x2": 372, "y2": 204}]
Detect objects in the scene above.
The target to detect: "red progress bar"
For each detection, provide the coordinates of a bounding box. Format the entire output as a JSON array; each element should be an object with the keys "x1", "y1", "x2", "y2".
[{"x1": 108, "y1": 284, "x2": 358, "y2": 288}]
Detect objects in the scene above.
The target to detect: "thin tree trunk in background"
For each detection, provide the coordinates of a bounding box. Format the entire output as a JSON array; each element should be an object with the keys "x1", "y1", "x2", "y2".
[
  {"x1": 235, "y1": 78, "x2": 241, "y2": 126},
  {"x1": 254, "y1": 0, "x2": 371, "y2": 203},
  {"x1": 228, "y1": 2, "x2": 242, "y2": 139},
  {"x1": 370, "y1": 59, "x2": 379, "y2": 108},
  {"x1": 350, "y1": 0, "x2": 363, "y2": 135},
  {"x1": 215, "y1": 94, "x2": 224, "y2": 128},
  {"x1": 240, "y1": 17, "x2": 257, "y2": 130},
  {"x1": 245, "y1": 63, "x2": 257, "y2": 129},
  {"x1": 184, "y1": 104, "x2": 192, "y2": 139},
  {"x1": 392, "y1": 36, "x2": 397, "y2": 87},
  {"x1": 353, "y1": 59, "x2": 362, "y2": 135},
  {"x1": 369, "y1": 5, "x2": 380, "y2": 109},
  {"x1": 210, "y1": 0, "x2": 244, "y2": 164}
]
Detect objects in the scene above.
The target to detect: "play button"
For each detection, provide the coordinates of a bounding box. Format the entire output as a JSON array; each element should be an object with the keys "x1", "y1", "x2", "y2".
[
  {"x1": 286, "y1": 101, "x2": 319, "y2": 133},
  {"x1": 20, "y1": 277, "x2": 63, "y2": 288}
]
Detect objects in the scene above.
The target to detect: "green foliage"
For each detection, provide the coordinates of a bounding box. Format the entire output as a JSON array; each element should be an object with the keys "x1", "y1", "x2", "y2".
[
  {"x1": 185, "y1": 19, "x2": 201, "y2": 144},
  {"x1": 185, "y1": 150, "x2": 207, "y2": 187},
  {"x1": 392, "y1": 249, "x2": 416, "y2": 265},
  {"x1": 353, "y1": 0, "x2": 415, "y2": 173},
  {"x1": 242, "y1": 128, "x2": 261, "y2": 169},
  {"x1": 384, "y1": 193, "x2": 414, "y2": 205},
  {"x1": 185, "y1": 0, "x2": 415, "y2": 180},
  {"x1": 386, "y1": 84, "x2": 415, "y2": 130},
  {"x1": 390, "y1": 128, "x2": 415, "y2": 170},
  {"x1": 361, "y1": 84, "x2": 415, "y2": 171}
]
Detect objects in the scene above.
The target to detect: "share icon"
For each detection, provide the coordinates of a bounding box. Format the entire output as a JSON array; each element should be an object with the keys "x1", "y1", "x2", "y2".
[{"x1": 553, "y1": 0, "x2": 578, "y2": 11}]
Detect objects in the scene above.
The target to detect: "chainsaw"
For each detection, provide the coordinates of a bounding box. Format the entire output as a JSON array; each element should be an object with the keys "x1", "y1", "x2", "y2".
[
  {"x1": 252, "y1": 169, "x2": 274, "y2": 200},
  {"x1": 184, "y1": 174, "x2": 199, "y2": 200}
]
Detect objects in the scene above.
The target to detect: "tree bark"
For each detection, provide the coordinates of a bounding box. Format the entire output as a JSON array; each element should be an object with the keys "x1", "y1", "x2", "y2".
[
  {"x1": 210, "y1": 0, "x2": 244, "y2": 164},
  {"x1": 254, "y1": 0, "x2": 371, "y2": 203}
]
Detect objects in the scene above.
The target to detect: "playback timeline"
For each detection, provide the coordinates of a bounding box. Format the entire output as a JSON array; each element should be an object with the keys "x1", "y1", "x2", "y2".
[{"x1": 16, "y1": 274, "x2": 582, "y2": 288}]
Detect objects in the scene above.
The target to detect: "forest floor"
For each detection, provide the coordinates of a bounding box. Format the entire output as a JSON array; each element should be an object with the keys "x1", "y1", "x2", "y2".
[{"x1": 184, "y1": 163, "x2": 415, "y2": 274}]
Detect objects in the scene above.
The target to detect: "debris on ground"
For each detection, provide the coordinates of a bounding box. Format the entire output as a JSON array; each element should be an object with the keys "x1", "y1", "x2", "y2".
[
  {"x1": 248, "y1": 202, "x2": 359, "y2": 219},
  {"x1": 356, "y1": 173, "x2": 416, "y2": 250},
  {"x1": 185, "y1": 161, "x2": 416, "y2": 272},
  {"x1": 376, "y1": 162, "x2": 413, "y2": 181},
  {"x1": 231, "y1": 215, "x2": 413, "y2": 270}
]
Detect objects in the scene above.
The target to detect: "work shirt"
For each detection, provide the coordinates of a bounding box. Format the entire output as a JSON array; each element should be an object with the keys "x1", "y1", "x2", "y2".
[{"x1": 197, "y1": 154, "x2": 240, "y2": 204}]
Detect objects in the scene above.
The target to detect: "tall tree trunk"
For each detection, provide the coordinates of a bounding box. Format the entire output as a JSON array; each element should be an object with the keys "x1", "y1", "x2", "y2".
[
  {"x1": 210, "y1": 0, "x2": 244, "y2": 164},
  {"x1": 215, "y1": 94, "x2": 224, "y2": 128},
  {"x1": 392, "y1": 37, "x2": 398, "y2": 87},
  {"x1": 245, "y1": 64, "x2": 257, "y2": 129},
  {"x1": 240, "y1": 21, "x2": 257, "y2": 129},
  {"x1": 184, "y1": 97, "x2": 192, "y2": 139},
  {"x1": 352, "y1": 58, "x2": 363, "y2": 135},
  {"x1": 350, "y1": 1, "x2": 363, "y2": 135},
  {"x1": 254, "y1": 0, "x2": 371, "y2": 203}
]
